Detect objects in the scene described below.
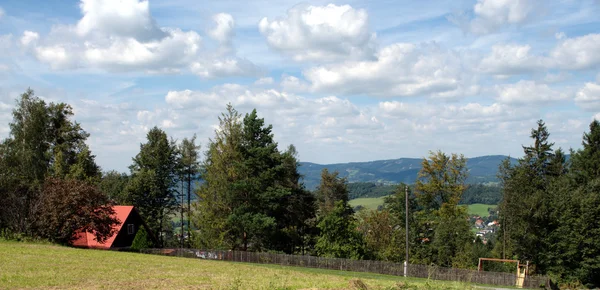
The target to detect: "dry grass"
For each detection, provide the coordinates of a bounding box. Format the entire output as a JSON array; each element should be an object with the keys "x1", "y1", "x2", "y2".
[{"x1": 0, "y1": 241, "x2": 475, "y2": 289}]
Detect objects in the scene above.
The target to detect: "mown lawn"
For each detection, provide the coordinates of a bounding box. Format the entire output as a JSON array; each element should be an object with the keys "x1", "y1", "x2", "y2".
[{"x1": 0, "y1": 241, "x2": 478, "y2": 289}]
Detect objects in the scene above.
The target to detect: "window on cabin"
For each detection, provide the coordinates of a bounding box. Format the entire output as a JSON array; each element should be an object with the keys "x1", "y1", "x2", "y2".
[{"x1": 127, "y1": 224, "x2": 134, "y2": 235}]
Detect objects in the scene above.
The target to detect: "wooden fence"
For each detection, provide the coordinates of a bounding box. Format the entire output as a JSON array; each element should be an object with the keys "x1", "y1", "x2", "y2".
[{"x1": 140, "y1": 248, "x2": 550, "y2": 289}]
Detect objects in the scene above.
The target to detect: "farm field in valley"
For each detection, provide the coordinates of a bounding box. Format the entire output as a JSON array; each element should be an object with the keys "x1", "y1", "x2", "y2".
[
  {"x1": 350, "y1": 197, "x2": 497, "y2": 218},
  {"x1": 466, "y1": 204, "x2": 497, "y2": 217},
  {"x1": 0, "y1": 241, "x2": 479, "y2": 289},
  {"x1": 349, "y1": 196, "x2": 389, "y2": 211}
]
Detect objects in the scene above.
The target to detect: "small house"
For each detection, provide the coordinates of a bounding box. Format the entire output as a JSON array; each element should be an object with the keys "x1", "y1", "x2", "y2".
[{"x1": 72, "y1": 205, "x2": 155, "y2": 249}]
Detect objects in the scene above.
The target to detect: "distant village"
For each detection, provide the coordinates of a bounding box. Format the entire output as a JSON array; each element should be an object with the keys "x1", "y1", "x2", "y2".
[{"x1": 469, "y1": 207, "x2": 499, "y2": 245}]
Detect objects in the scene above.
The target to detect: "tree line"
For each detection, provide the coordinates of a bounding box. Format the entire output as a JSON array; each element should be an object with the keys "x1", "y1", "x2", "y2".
[
  {"x1": 1, "y1": 89, "x2": 599, "y2": 287},
  {"x1": 497, "y1": 120, "x2": 600, "y2": 287},
  {"x1": 0, "y1": 89, "x2": 202, "y2": 247},
  {"x1": 347, "y1": 181, "x2": 502, "y2": 205}
]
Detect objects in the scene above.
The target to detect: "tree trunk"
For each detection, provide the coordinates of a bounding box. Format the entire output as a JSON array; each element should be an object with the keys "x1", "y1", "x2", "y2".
[
  {"x1": 187, "y1": 171, "x2": 192, "y2": 248},
  {"x1": 180, "y1": 178, "x2": 184, "y2": 248}
]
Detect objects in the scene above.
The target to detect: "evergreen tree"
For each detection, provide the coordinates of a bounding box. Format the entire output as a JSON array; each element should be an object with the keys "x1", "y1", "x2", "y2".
[
  {"x1": 193, "y1": 105, "x2": 243, "y2": 249},
  {"x1": 542, "y1": 120, "x2": 600, "y2": 286},
  {"x1": 127, "y1": 127, "x2": 178, "y2": 247},
  {"x1": 193, "y1": 105, "x2": 312, "y2": 252},
  {"x1": 315, "y1": 169, "x2": 349, "y2": 215},
  {"x1": 498, "y1": 120, "x2": 565, "y2": 274},
  {"x1": 131, "y1": 226, "x2": 154, "y2": 250}
]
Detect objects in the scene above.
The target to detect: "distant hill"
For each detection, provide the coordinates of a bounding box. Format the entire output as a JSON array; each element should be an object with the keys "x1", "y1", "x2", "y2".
[{"x1": 298, "y1": 155, "x2": 518, "y2": 190}]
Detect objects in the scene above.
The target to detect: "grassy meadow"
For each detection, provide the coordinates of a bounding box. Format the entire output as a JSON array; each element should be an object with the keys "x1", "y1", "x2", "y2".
[
  {"x1": 349, "y1": 196, "x2": 389, "y2": 211},
  {"x1": 466, "y1": 204, "x2": 497, "y2": 217},
  {"x1": 349, "y1": 196, "x2": 497, "y2": 218},
  {"x1": 0, "y1": 241, "x2": 480, "y2": 289}
]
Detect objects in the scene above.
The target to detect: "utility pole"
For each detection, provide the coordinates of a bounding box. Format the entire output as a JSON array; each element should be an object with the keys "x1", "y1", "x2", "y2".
[{"x1": 404, "y1": 184, "x2": 409, "y2": 277}]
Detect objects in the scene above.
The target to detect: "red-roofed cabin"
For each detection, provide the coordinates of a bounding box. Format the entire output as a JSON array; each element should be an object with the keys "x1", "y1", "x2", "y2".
[{"x1": 72, "y1": 205, "x2": 155, "y2": 249}]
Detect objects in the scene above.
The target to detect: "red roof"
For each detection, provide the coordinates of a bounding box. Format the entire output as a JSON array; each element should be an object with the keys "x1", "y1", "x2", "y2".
[{"x1": 72, "y1": 205, "x2": 134, "y2": 249}]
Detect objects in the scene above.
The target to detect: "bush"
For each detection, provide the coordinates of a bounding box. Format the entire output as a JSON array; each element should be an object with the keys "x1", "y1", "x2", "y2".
[{"x1": 131, "y1": 226, "x2": 153, "y2": 250}]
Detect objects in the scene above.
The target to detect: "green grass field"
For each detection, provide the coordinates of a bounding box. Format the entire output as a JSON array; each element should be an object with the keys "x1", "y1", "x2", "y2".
[
  {"x1": 349, "y1": 196, "x2": 388, "y2": 211},
  {"x1": 0, "y1": 241, "x2": 478, "y2": 289},
  {"x1": 466, "y1": 204, "x2": 497, "y2": 217},
  {"x1": 349, "y1": 197, "x2": 497, "y2": 218}
]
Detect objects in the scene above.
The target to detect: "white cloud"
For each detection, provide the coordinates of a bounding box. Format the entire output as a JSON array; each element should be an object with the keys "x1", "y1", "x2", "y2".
[
  {"x1": 84, "y1": 28, "x2": 201, "y2": 71},
  {"x1": 495, "y1": 80, "x2": 570, "y2": 104},
  {"x1": 208, "y1": 13, "x2": 235, "y2": 46},
  {"x1": 0, "y1": 7, "x2": 5, "y2": 19},
  {"x1": 259, "y1": 4, "x2": 376, "y2": 62},
  {"x1": 280, "y1": 75, "x2": 309, "y2": 92},
  {"x1": 479, "y1": 44, "x2": 546, "y2": 75},
  {"x1": 301, "y1": 42, "x2": 475, "y2": 98},
  {"x1": 551, "y1": 33, "x2": 600, "y2": 70},
  {"x1": 35, "y1": 45, "x2": 79, "y2": 70},
  {"x1": 451, "y1": 0, "x2": 536, "y2": 34},
  {"x1": 575, "y1": 82, "x2": 600, "y2": 111},
  {"x1": 189, "y1": 57, "x2": 261, "y2": 78},
  {"x1": 18, "y1": 0, "x2": 259, "y2": 77},
  {"x1": 543, "y1": 72, "x2": 570, "y2": 83},
  {"x1": 20, "y1": 31, "x2": 39, "y2": 46},
  {"x1": 76, "y1": 0, "x2": 166, "y2": 41},
  {"x1": 479, "y1": 34, "x2": 600, "y2": 76},
  {"x1": 163, "y1": 85, "x2": 383, "y2": 145},
  {"x1": 255, "y1": 77, "x2": 274, "y2": 85}
]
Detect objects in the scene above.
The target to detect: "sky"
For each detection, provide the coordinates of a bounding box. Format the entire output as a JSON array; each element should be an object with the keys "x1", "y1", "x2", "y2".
[{"x1": 0, "y1": 0, "x2": 599, "y2": 172}]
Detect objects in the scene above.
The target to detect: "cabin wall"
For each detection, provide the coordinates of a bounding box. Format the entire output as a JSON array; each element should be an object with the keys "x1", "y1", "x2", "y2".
[{"x1": 111, "y1": 211, "x2": 143, "y2": 248}]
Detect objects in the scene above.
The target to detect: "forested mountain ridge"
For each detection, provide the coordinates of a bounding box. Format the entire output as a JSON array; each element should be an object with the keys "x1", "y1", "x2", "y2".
[{"x1": 299, "y1": 155, "x2": 518, "y2": 190}]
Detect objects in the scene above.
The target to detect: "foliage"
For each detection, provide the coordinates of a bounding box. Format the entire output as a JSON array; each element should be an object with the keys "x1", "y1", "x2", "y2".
[
  {"x1": 99, "y1": 170, "x2": 130, "y2": 204},
  {"x1": 193, "y1": 104, "x2": 242, "y2": 249},
  {"x1": 356, "y1": 209, "x2": 404, "y2": 262},
  {"x1": 415, "y1": 151, "x2": 468, "y2": 211},
  {"x1": 433, "y1": 204, "x2": 472, "y2": 267},
  {"x1": 496, "y1": 119, "x2": 600, "y2": 287},
  {"x1": 315, "y1": 201, "x2": 368, "y2": 259},
  {"x1": 497, "y1": 120, "x2": 562, "y2": 271},
  {"x1": 131, "y1": 224, "x2": 154, "y2": 250},
  {"x1": 316, "y1": 169, "x2": 349, "y2": 215},
  {"x1": 0, "y1": 89, "x2": 102, "y2": 237},
  {"x1": 410, "y1": 151, "x2": 472, "y2": 267},
  {"x1": 126, "y1": 127, "x2": 178, "y2": 247},
  {"x1": 193, "y1": 105, "x2": 314, "y2": 253},
  {"x1": 176, "y1": 135, "x2": 201, "y2": 247},
  {"x1": 347, "y1": 182, "x2": 397, "y2": 199},
  {"x1": 459, "y1": 184, "x2": 502, "y2": 205},
  {"x1": 33, "y1": 178, "x2": 118, "y2": 245}
]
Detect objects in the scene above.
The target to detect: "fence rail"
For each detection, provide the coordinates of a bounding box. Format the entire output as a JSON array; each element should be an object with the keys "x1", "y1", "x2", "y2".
[{"x1": 140, "y1": 248, "x2": 549, "y2": 289}]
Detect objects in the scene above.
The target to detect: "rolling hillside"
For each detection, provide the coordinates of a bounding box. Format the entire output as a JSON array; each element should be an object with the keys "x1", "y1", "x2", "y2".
[{"x1": 299, "y1": 155, "x2": 517, "y2": 190}]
